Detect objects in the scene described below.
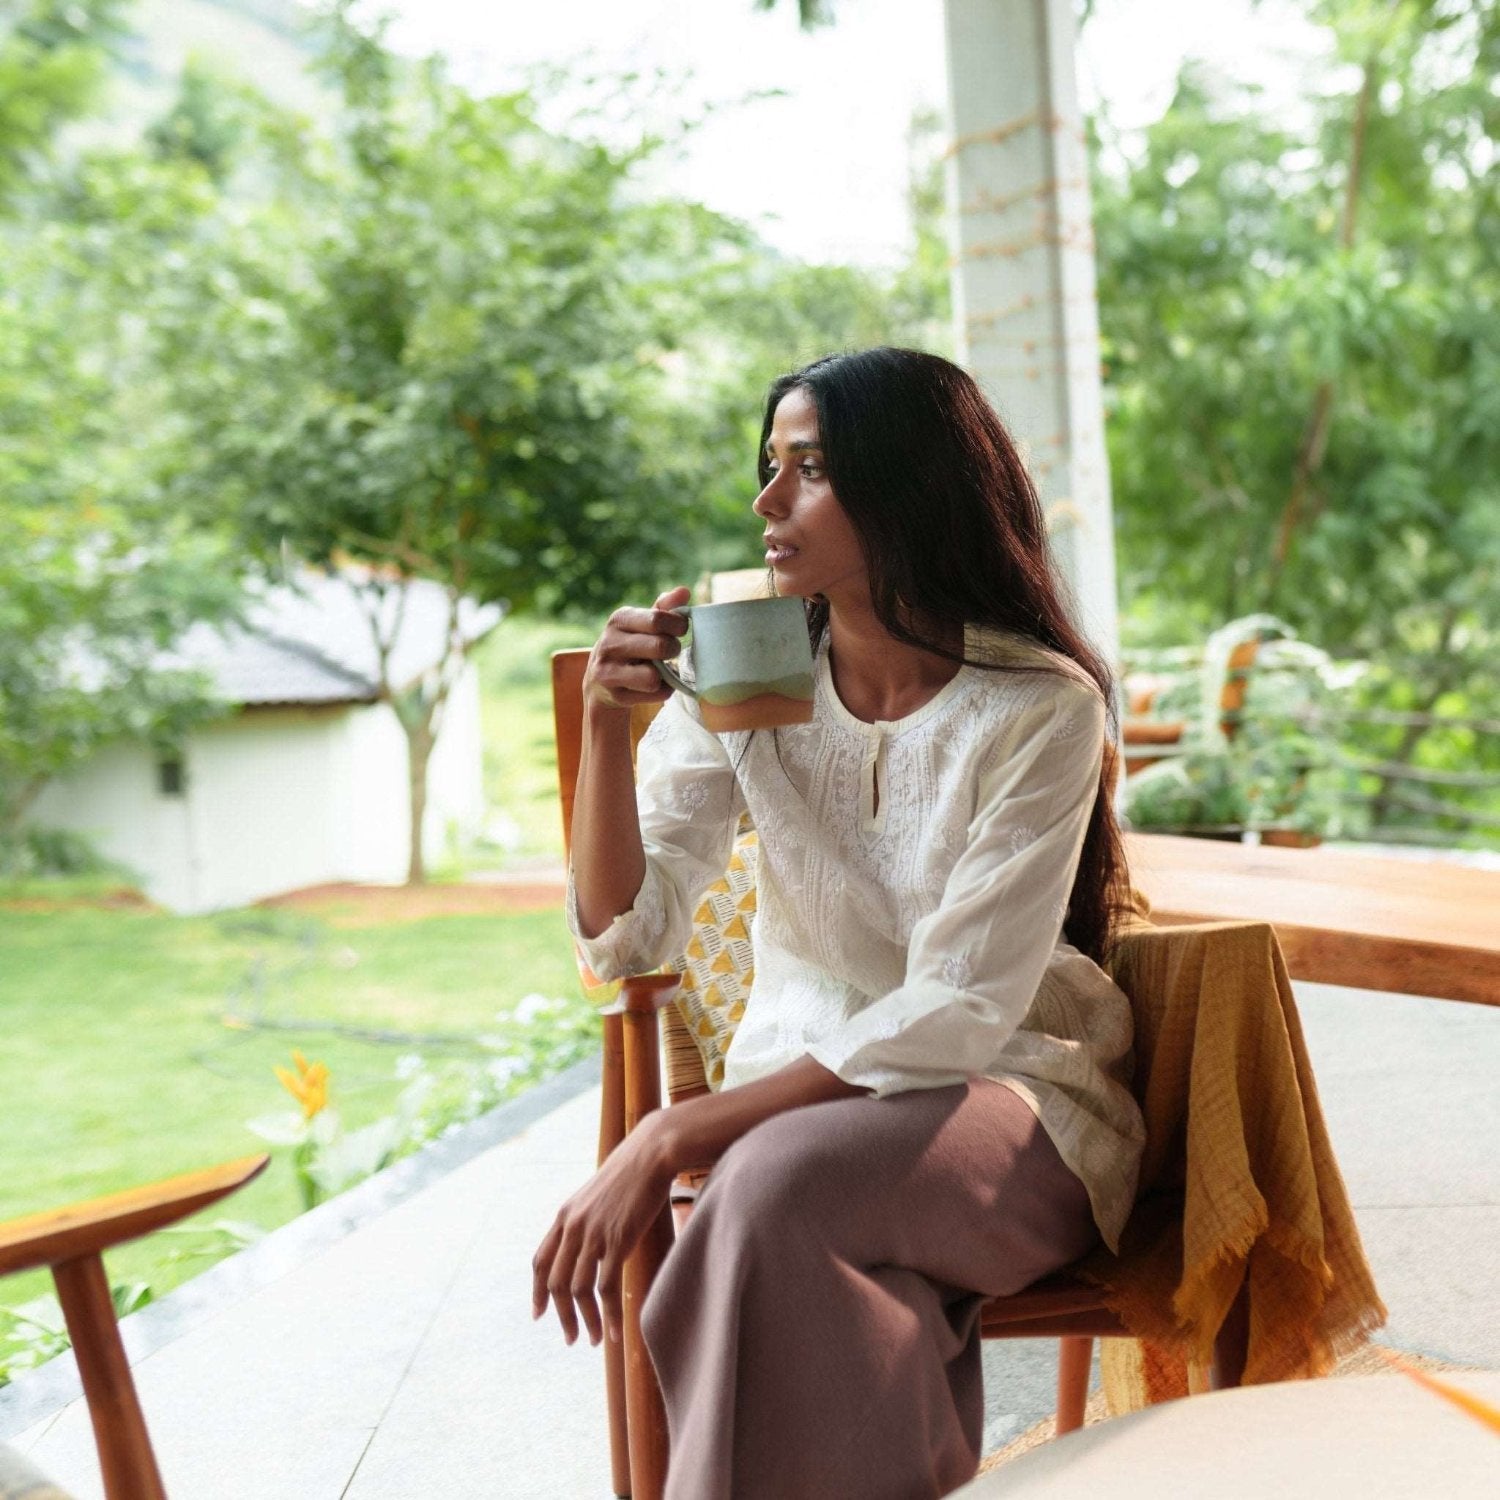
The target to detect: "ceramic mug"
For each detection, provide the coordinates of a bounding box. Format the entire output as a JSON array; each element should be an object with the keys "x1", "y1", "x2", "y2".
[{"x1": 653, "y1": 595, "x2": 816, "y2": 732}]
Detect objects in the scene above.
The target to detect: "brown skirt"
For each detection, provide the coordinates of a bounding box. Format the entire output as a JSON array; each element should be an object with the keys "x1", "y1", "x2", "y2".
[{"x1": 641, "y1": 1077, "x2": 1098, "y2": 1500}]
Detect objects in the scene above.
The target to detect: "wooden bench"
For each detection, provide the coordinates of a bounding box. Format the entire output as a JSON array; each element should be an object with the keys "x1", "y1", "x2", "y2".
[{"x1": 1126, "y1": 832, "x2": 1500, "y2": 1008}]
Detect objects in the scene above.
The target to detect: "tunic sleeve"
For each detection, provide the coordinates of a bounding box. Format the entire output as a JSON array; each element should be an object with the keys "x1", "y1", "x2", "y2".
[
  {"x1": 566, "y1": 692, "x2": 747, "y2": 981},
  {"x1": 804, "y1": 677, "x2": 1106, "y2": 1097}
]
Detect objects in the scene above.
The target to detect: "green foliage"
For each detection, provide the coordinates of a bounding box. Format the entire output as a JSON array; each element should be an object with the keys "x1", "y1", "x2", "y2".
[
  {"x1": 0, "y1": 146, "x2": 242, "y2": 833},
  {"x1": 0, "y1": 1278, "x2": 151, "y2": 1389},
  {"x1": 159, "y1": 9, "x2": 732, "y2": 616},
  {"x1": 0, "y1": 825, "x2": 129, "y2": 879},
  {"x1": 144, "y1": 56, "x2": 254, "y2": 181},
  {"x1": 1095, "y1": 0, "x2": 1499, "y2": 842},
  {"x1": 0, "y1": 0, "x2": 129, "y2": 211}
]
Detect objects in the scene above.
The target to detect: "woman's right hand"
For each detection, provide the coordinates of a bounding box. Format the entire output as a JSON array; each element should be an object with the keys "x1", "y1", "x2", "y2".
[{"x1": 583, "y1": 585, "x2": 691, "y2": 713}]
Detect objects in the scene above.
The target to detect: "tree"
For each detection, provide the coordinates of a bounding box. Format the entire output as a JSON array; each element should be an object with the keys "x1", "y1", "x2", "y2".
[
  {"x1": 0, "y1": 1, "x2": 241, "y2": 855},
  {"x1": 1092, "y1": 0, "x2": 1499, "y2": 841},
  {"x1": 0, "y1": 0, "x2": 129, "y2": 209},
  {"x1": 0, "y1": 0, "x2": 1062, "y2": 880},
  {"x1": 154, "y1": 6, "x2": 779, "y2": 880}
]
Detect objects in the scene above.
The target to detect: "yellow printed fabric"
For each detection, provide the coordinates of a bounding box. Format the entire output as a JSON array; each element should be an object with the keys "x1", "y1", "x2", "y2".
[{"x1": 663, "y1": 828, "x2": 759, "y2": 1091}]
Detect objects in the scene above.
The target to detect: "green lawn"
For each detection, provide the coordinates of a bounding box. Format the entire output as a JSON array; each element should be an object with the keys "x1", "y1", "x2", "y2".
[
  {"x1": 0, "y1": 896, "x2": 590, "y2": 1326},
  {"x1": 471, "y1": 613, "x2": 603, "y2": 867},
  {"x1": 1, "y1": 615, "x2": 611, "y2": 1368}
]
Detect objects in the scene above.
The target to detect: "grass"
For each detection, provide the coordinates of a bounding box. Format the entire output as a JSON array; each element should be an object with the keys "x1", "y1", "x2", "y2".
[
  {"x1": 470, "y1": 613, "x2": 604, "y2": 868},
  {"x1": 1, "y1": 612, "x2": 614, "y2": 1364},
  {"x1": 0, "y1": 882, "x2": 590, "y2": 1332}
]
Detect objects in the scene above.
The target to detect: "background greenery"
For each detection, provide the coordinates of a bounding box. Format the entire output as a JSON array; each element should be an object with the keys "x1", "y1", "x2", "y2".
[
  {"x1": 1093, "y1": 0, "x2": 1498, "y2": 844},
  {"x1": 1, "y1": 0, "x2": 1494, "y2": 1370}
]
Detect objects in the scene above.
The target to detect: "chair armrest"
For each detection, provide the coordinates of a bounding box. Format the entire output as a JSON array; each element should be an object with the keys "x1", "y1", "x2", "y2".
[
  {"x1": 599, "y1": 973, "x2": 684, "y2": 1018},
  {"x1": 0, "y1": 1156, "x2": 269, "y2": 1277}
]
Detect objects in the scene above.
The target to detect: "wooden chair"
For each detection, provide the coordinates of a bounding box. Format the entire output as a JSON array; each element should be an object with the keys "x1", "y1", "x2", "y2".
[
  {"x1": 551, "y1": 651, "x2": 1264, "y2": 1500},
  {"x1": 0, "y1": 1156, "x2": 269, "y2": 1500}
]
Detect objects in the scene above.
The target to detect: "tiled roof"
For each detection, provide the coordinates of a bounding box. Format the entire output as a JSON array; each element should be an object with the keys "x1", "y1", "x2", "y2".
[{"x1": 167, "y1": 569, "x2": 504, "y2": 708}]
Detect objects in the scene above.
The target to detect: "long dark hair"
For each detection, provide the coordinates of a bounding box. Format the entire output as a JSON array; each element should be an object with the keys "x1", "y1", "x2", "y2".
[{"x1": 757, "y1": 347, "x2": 1130, "y2": 964}]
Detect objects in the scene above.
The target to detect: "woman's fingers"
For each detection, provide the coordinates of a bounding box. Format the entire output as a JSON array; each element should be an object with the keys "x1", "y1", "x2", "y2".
[
  {"x1": 534, "y1": 1210, "x2": 584, "y2": 1339},
  {"x1": 596, "y1": 1251, "x2": 624, "y2": 1345},
  {"x1": 653, "y1": 585, "x2": 691, "y2": 612},
  {"x1": 531, "y1": 1218, "x2": 561, "y2": 1319},
  {"x1": 585, "y1": 594, "x2": 691, "y2": 711},
  {"x1": 604, "y1": 606, "x2": 688, "y2": 652},
  {"x1": 538, "y1": 1213, "x2": 611, "y2": 1347},
  {"x1": 572, "y1": 1255, "x2": 605, "y2": 1347},
  {"x1": 547, "y1": 1224, "x2": 583, "y2": 1344}
]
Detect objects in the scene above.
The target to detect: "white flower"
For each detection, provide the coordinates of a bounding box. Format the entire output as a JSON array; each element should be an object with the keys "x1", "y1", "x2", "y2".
[
  {"x1": 488, "y1": 1055, "x2": 527, "y2": 1086},
  {"x1": 513, "y1": 993, "x2": 559, "y2": 1024}
]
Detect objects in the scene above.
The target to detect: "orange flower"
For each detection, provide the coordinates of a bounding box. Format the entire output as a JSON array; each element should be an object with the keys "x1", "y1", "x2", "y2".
[{"x1": 275, "y1": 1050, "x2": 331, "y2": 1119}]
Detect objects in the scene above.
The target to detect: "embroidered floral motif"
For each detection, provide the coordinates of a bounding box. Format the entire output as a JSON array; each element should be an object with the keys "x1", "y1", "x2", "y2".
[
  {"x1": 942, "y1": 952, "x2": 975, "y2": 989},
  {"x1": 1007, "y1": 824, "x2": 1038, "y2": 855},
  {"x1": 671, "y1": 778, "x2": 711, "y2": 814},
  {"x1": 1050, "y1": 705, "x2": 1082, "y2": 741}
]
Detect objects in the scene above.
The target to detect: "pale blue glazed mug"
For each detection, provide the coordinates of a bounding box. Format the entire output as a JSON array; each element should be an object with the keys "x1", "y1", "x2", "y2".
[{"x1": 653, "y1": 595, "x2": 815, "y2": 732}]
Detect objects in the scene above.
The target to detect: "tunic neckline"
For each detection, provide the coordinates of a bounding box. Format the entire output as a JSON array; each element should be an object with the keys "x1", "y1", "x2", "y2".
[{"x1": 817, "y1": 626, "x2": 978, "y2": 739}]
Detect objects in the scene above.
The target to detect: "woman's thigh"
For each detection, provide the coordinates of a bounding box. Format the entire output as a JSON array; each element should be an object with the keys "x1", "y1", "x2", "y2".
[{"x1": 691, "y1": 1077, "x2": 1097, "y2": 1298}]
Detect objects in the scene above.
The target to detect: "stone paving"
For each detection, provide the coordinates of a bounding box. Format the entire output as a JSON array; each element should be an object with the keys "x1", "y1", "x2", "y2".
[{"x1": 2, "y1": 980, "x2": 1496, "y2": 1499}]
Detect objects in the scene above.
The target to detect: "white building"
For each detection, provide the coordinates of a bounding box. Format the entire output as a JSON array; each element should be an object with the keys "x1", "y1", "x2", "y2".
[{"x1": 29, "y1": 571, "x2": 499, "y2": 914}]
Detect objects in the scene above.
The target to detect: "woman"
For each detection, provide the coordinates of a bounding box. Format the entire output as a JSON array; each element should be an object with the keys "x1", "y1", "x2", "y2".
[{"x1": 533, "y1": 347, "x2": 1145, "y2": 1499}]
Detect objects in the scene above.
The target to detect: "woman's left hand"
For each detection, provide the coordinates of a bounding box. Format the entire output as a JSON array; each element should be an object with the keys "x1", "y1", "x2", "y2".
[{"x1": 531, "y1": 1113, "x2": 675, "y2": 1347}]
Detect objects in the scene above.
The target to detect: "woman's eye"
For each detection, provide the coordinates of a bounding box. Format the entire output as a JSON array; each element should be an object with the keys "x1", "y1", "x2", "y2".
[{"x1": 800, "y1": 464, "x2": 822, "y2": 479}]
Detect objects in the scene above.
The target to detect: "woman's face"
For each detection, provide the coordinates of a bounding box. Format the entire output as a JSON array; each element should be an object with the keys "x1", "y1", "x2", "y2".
[{"x1": 754, "y1": 387, "x2": 867, "y2": 606}]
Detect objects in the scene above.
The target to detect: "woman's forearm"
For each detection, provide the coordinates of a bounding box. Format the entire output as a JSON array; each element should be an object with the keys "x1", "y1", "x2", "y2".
[
  {"x1": 571, "y1": 703, "x2": 647, "y2": 939},
  {"x1": 650, "y1": 1054, "x2": 868, "y2": 1175}
]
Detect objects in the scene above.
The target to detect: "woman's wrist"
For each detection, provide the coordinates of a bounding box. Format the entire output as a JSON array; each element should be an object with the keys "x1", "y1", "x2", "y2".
[
  {"x1": 632, "y1": 1107, "x2": 682, "y2": 1181},
  {"x1": 583, "y1": 692, "x2": 635, "y2": 736}
]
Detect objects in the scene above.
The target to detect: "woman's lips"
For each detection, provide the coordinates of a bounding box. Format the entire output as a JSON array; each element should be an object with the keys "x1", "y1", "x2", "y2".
[{"x1": 764, "y1": 540, "x2": 798, "y2": 565}]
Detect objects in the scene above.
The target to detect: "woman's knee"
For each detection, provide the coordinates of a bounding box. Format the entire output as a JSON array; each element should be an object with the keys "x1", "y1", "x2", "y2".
[{"x1": 698, "y1": 1100, "x2": 867, "y2": 1234}]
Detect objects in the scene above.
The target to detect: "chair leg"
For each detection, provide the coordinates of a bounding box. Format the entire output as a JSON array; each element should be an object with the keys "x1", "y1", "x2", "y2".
[
  {"x1": 599, "y1": 1012, "x2": 632, "y2": 1497},
  {"x1": 1210, "y1": 1278, "x2": 1251, "y2": 1389},
  {"x1": 620, "y1": 992, "x2": 674, "y2": 1500},
  {"x1": 1056, "y1": 1336, "x2": 1093, "y2": 1436},
  {"x1": 51, "y1": 1252, "x2": 167, "y2": 1500}
]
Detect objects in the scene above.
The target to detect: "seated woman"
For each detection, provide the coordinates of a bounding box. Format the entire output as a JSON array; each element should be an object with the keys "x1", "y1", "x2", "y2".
[{"x1": 533, "y1": 347, "x2": 1145, "y2": 1499}]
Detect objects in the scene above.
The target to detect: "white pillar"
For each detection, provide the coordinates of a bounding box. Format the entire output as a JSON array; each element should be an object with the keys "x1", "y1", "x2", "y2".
[{"x1": 942, "y1": 0, "x2": 1119, "y2": 664}]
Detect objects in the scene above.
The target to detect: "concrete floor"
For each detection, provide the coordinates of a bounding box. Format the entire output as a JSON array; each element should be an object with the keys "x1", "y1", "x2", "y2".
[{"x1": 2, "y1": 980, "x2": 1497, "y2": 1499}]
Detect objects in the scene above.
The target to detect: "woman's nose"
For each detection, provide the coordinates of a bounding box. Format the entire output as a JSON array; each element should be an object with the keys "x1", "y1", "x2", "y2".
[{"x1": 752, "y1": 476, "x2": 785, "y2": 518}]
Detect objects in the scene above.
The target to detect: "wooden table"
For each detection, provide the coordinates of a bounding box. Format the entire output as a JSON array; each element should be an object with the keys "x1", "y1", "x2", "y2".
[
  {"x1": 1125, "y1": 832, "x2": 1500, "y2": 1007},
  {"x1": 955, "y1": 1371, "x2": 1500, "y2": 1498}
]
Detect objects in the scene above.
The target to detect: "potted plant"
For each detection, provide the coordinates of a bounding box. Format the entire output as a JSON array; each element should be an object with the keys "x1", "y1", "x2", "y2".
[{"x1": 1123, "y1": 616, "x2": 1362, "y2": 845}]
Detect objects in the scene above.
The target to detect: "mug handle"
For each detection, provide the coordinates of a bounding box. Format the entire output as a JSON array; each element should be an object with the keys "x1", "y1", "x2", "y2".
[{"x1": 652, "y1": 606, "x2": 696, "y2": 697}]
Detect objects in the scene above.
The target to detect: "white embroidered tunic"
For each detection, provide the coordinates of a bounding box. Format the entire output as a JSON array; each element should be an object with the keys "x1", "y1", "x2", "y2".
[{"x1": 569, "y1": 626, "x2": 1146, "y2": 1252}]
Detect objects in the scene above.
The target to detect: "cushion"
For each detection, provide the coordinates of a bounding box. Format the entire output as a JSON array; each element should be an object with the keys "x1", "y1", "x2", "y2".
[{"x1": 664, "y1": 828, "x2": 758, "y2": 1090}]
